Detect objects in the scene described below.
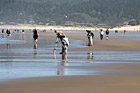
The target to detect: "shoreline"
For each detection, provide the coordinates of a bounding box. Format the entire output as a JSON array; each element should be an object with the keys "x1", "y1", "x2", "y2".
[{"x1": 0, "y1": 24, "x2": 140, "y2": 31}]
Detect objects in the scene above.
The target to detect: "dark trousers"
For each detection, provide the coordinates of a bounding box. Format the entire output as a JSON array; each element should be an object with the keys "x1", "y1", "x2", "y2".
[{"x1": 100, "y1": 35, "x2": 103, "y2": 40}]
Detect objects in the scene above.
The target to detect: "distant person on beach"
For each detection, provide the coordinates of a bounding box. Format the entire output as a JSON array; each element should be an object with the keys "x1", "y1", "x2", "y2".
[
  {"x1": 1, "y1": 29, "x2": 4, "y2": 38},
  {"x1": 6, "y1": 29, "x2": 11, "y2": 40},
  {"x1": 6, "y1": 29, "x2": 10, "y2": 36},
  {"x1": 22, "y1": 30, "x2": 25, "y2": 33},
  {"x1": 105, "y1": 29, "x2": 110, "y2": 40},
  {"x1": 86, "y1": 30, "x2": 94, "y2": 46},
  {"x1": 2, "y1": 29, "x2": 4, "y2": 33},
  {"x1": 33, "y1": 29, "x2": 39, "y2": 48},
  {"x1": 6, "y1": 29, "x2": 11, "y2": 36},
  {"x1": 55, "y1": 30, "x2": 69, "y2": 54},
  {"x1": 100, "y1": 29, "x2": 104, "y2": 40},
  {"x1": 124, "y1": 30, "x2": 126, "y2": 34},
  {"x1": 13, "y1": 30, "x2": 16, "y2": 33},
  {"x1": 115, "y1": 30, "x2": 118, "y2": 33}
]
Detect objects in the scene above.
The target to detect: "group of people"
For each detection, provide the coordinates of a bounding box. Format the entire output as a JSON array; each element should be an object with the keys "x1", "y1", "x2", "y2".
[
  {"x1": 99, "y1": 29, "x2": 110, "y2": 40},
  {"x1": 1, "y1": 29, "x2": 25, "y2": 36},
  {"x1": 1, "y1": 29, "x2": 11, "y2": 39},
  {"x1": 33, "y1": 29, "x2": 69, "y2": 54},
  {"x1": 33, "y1": 28, "x2": 110, "y2": 55},
  {"x1": 1, "y1": 28, "x2": 110, "y2": 55},
  {"x1": 86, "y1": 29, "x2": 110, "y2": 46},
  {"x1": 1, "y1": 29, "x2": 11, "y2": 36}
]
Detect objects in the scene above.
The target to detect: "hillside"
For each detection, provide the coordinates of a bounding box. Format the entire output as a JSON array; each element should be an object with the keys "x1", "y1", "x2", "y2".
[{"x1": 0, "y1": 0, "x2": 140, "y2": 26}]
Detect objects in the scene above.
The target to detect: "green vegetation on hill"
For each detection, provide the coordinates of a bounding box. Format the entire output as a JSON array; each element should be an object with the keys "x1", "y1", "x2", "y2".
[{"x1": 0, "y1": 0, "x2": 140, "y2": 27}]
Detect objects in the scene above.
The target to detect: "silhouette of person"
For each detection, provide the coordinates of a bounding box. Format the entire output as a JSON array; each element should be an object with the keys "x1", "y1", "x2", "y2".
[
  {"x1": 86, "y1": 30, "x2": 94, "y2": 46},
  {"x1": 55, "y1": 30, "x2": 69, "y2": 54},
  {"x1": 33, "y1": 28, "x2": 39, "y2": 48},
  {"x1": 100, "y1": 29, "x2": 104, "y2": 40},
  {"x1": 105, "y1": 29, "x2": 109, "y2": 40}
]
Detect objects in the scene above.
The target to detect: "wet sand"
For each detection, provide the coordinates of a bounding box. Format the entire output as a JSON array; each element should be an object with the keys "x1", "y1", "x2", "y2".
[
  {"x1": 40, "y1": 31, "x2": 140, "y2": 51},
  {"x1": 72, "y1": 40, "x2": 140, "y2": 51},
  {"x1": 1, "y1": 75, "x2": 140, "y2": 93},
  {"x1": 0, "y1": 30, "x2": 140, "y2": 93}
]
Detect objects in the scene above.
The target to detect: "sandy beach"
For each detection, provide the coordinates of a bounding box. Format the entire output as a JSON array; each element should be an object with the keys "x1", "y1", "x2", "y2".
[
  {"x1": 1, "y1": 75, "x2": 140, "y2": 93},
  {"x1": 40, "y1": 30, "x2": 140, "y2": 51},
  {"x1": 0, "y1": 28, "x2": 140, "y2": 93}
]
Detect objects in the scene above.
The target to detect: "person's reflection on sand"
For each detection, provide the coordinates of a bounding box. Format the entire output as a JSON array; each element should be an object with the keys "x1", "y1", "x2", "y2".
[
  {"x1": 7, "y1": 44, "x2": 10, "y2": 49},
  {"x1": 34, "y1": 44, "x2": 38, "y2": 59},
  {"x1": 87, "y1": 52, "x2": 94, "y2": 59},
  {"x1": 34, "y1": 43, "x2": 38, "y2": 49},
  {"x1": 34, "y1": 50, "x2": 38, "y2": 59},
  {"x1": 2, "y1": 33, "x2": 4, "y2": 38},
  {"x1": 57, "y1": 53, "x2": 68, "y2": 75},
  {"x1": 61, "y1": 53, "x2": 68, "y2": 65},
  {"x1": 21, "y1": 33, "x2": 24, "y2": 40}
]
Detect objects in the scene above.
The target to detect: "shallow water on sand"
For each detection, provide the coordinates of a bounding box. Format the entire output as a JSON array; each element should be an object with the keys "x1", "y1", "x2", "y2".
[{"x1": 0, "y1": 31, "x2": 140, "y2": 81}]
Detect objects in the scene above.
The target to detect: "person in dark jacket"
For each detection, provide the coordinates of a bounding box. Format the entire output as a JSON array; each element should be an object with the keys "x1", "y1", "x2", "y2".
[
  {"x1": 33, "y1": 29, "x2": 39, "y2": 48},
  {"x1": 105, "y1": 29, "x2": 110, "y2": 40},
  {"x1": 86, "y1": 30, "x2": 94, "y2": 46}
]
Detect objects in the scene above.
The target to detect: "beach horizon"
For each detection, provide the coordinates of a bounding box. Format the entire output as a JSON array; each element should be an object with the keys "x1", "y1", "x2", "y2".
[{"x1": 0, "y1": 24, "x2": 140, "y2": 32}]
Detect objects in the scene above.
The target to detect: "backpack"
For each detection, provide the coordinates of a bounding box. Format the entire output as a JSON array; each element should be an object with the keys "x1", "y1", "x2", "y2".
[{"x1": 62, "y1": 37, "x2": 69, "y2": 46}]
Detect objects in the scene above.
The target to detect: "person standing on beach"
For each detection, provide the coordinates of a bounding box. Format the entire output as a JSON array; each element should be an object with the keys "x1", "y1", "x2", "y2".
[
  {"x1": 6, "y1": 29, "x2": 11, "y2": 40},
  {"x1": 100, "y1": 29, "x2": 104, "y2": 40},
  {"x1": 6, "y1": 29, "x2": 10, "y2": 36},
  {"x1": 33, "y1": 28, "x2": 39, "y2": 48},
  {"x1": 1, "y1": 29, "x2": 4, "y2": 38},
  {"x1": 124, "y1": 30, "x2": 126, "y2": 34},
  {"x1": 86, "y1": 30, "x2": 94, "y2": 46},
  {"x1": 2, "y1": 29, "x2": 4, "y2": 33},
  {"x1": 55, "y1": 30, "x2": 69, "y2": 54},
  {"x1": 22, "y1": 30, "x2": 25, "y2": 33},
  {"x1": 105, "y1": 29, "x2": 109, "y2": 40}
]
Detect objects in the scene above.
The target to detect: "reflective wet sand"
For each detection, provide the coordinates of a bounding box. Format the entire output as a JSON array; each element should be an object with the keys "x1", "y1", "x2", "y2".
[
  {"x1": 0, "y1": 30, "x2": 140, "y2": 93},
  {"x1": 0, "y1": 31, "x2": 140, "y2": 81}
]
